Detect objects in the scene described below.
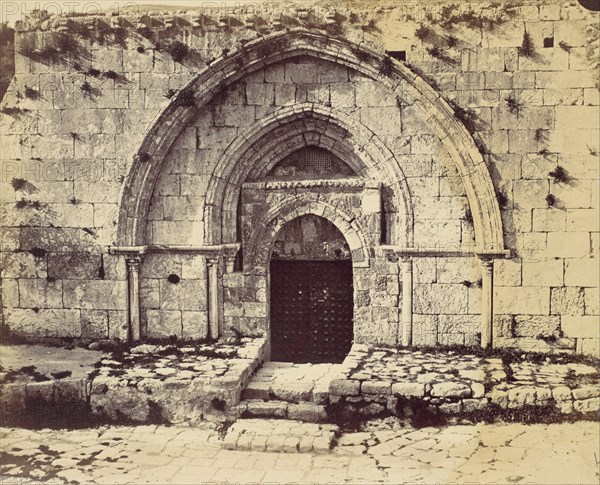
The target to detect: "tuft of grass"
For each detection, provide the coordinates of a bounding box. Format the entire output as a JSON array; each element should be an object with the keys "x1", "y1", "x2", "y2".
[
  {"x1": 24, "y1": 86, "x2": 40, "y2": 100},
  {"x1": 545, "y1": 194, "x2": 556, "y2": 207},
  {"x1": 414, "y1": 24, "x2": 433, "y2": 42},
  {"x1": 351, "y1": 46, "x2": 371, "y2": 62},
  {"x1": 446, "y1": 35, "x2": 458, "y2": 48},
  {"x1": 517, "y1": 31, "x2": 535, "y2": 57},
  {"x1": 463, "y1": 207, "x2": 473, "y2": 225},
  {"x1": 86, "y1": 68, "x2": 101, "y2": 77},
  {"x1": 11, "y1": 178, "x2": 28, "y2": 191},
  {"x1": 534, "y1": 128, "x2": 547, "y2": 143},
  {"x1": 137, "y1": 152, "x2": 151, "y2": 163},
  {"x1": 163, "y1": 88, "x2": 176, "y2": 99},
  {"x1": 378, "y1": 56, "x2": 394, "y2": 76},
  {"x1": 497, "y1": 191, "x2": 509, "y2": 210},
  {"x1": 175, "y1": 89, "x2": 196, "y2": 107},
  {"x1": 102, "y1": 70, "x2": 119, "y2": 80},
  {"x1": 166, "y1": 41, "x2": 189, "y2": 63},
  {"x1": 505, "y1": 95, "x2": 522, "y2": 115},
  {"x1": 549, "y1": 165, "x2": 569, "y2": 183},
  {"x1": 558, "y1": 41, "x2": 571, "y2": 52}
]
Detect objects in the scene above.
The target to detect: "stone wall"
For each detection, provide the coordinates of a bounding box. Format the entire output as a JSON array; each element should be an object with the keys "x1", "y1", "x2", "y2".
[{"x1": 0, "y1": 1, "x2": 598, "y2": 355}]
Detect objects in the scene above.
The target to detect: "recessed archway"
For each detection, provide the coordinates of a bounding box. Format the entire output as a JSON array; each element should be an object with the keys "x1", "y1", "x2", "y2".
[
  {"x1": 269, "y1": 214, "x2": 354, "y2": 363},
  {"x1": 116, "y1": 28, "x2": 506, "y2": 255}
]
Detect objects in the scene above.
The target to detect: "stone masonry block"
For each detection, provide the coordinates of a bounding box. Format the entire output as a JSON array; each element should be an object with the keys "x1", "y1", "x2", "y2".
[
  {"x1": 513, "y1": 315, "x2": 561, "y2": 338},
  {"x1": 63, "y1": 280, "x2": 127, "y2": 310},
  {"x1": 565, "y1": 259, "x2": 599, "y2": 287},
  {"x1": 522, "y1": 259, "x2": 563, "y2": 287},
  {"x1": 551, "y1": 287, "x2": 585, "y2": 316},
  {"x1": 494, "y1": 286, "x2": 550, "y2": 315},
  {"x1": 19, "y1": 278, "x2": 63, "y2": 308},
  {"x1": 414, "y1": 284, "x2": 468, "y2": 315},
  {"x1": 391, "y1": 383, "x2": 425, "y2": 397},
  {"x1": 48, "y1": 253, "x2": 102, "y2": 280},
  {"x1": 330, "y1": 379, "x2": 360, "y2": 396},
  {"x1": 562, "y1": 316, "x2": 600, "y2": 339}
]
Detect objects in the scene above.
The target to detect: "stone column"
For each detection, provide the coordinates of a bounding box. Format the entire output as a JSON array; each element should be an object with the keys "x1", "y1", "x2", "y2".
[
  {"x1": 480, "y1": 258, "x2": 494, "y2": 348},
  {"x1": 400, "y1": 257, "x2": 413, "y2": 346},
  {"x1": 207, "y1": 257, "x2": 220, "y2": 339},
  {"x1": 126, "y1": 256, "x2": 142, "y2": 341}
]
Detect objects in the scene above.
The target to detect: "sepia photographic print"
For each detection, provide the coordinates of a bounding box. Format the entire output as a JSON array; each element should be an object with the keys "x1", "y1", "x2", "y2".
[{"x1": 0, "y1": 0, "x2": 599, "y2": 483}]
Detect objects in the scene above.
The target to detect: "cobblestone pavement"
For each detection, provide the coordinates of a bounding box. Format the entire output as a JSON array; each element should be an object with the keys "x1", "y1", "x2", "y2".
[{"x1": 1, "y1": 420, "x2": 598, "y2": 484}]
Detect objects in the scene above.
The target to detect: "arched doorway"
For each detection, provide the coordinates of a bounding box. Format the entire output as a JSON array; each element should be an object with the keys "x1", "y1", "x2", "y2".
[{"x1": 269, "y1": 215, "x2": 354, "y2": 363}]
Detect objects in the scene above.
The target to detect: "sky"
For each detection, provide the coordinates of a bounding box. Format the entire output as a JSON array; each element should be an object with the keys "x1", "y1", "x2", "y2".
[{"x1": 1, "y1": 0, "x2": 278, "y2": 25}]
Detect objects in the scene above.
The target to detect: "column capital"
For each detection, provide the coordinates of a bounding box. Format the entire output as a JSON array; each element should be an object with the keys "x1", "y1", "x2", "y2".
[{"x1": 478, "y1": 257, "x2": 494, "y2": 272}]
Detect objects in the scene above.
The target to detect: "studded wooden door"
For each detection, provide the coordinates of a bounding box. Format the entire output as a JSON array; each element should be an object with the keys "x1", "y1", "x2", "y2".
[{"x1": 270, "y1": 260, "x2": 353, "y2": 363}]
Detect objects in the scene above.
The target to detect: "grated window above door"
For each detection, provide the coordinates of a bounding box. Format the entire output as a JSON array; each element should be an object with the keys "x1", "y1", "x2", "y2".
[
  {"x1": 266, "y1": 146, "x2": 356, "y2": 180},
  {"x1": 301, "y1": 148, "x2": 334, "y2": 173}
]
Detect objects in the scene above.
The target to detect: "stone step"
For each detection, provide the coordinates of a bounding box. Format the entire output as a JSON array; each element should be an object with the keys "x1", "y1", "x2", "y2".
[
  {"x1": 241, "y1": 362, "x2": 337, "y2": 404},
  {"x1": 222, "y1": 418, "x2": 338, "y2": 453},
  {"x1": 238, "y1": 399, "x2": 328, "y2": 422}
]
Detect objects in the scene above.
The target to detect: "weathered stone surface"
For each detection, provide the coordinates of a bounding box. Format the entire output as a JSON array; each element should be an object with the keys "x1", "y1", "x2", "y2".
[
  {"x1": 513, "y1": 315, "x2": 561, "y2": 338},
  {"x1": 391, "y1": 383, "x2": 425, "y2": 397},
  {"x1": 330, "y1": 379, "x2": 360, "y2": 397},
  {"x1": 361, "y1": 380, "x2": 392, "y2": 395},
  {"x1": 572, "y1": 386, "x2": 600, "y2": 400},
  {"x1": 63, "y1": 281, "x2": 127, "y2": 311},
  {"x1": 430, "y1": 382, "x2": 471, "y2": 399},
  {"x1": 551, "y1": 287, "x2": 585, "y2": 316},
  {"x1": 573, "y1": 398, "x2": 600, "y2": 414}
]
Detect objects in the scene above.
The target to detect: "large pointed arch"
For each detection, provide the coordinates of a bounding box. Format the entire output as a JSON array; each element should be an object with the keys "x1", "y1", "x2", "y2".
[{"x1": 116, "y1": 28, "x2": 505, "y2": 254}]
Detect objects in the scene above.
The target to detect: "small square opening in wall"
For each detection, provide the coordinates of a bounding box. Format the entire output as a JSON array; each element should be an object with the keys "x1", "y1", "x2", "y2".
[
  {"x1": 543, "y1": 37, "x2": 554, "y2": 48},
  {"x1": 385, "y1": 50, "x2": 406, "y2": 62}
]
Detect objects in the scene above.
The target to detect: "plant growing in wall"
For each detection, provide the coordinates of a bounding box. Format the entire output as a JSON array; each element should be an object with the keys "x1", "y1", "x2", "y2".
[
  {"x1": 85, "y1": 67, "x2": 101, "y2": 77},
  {"x1": 534, "y1": 128, "x2": 548, "y2": 143},
  {"x1": 378, "y1": 56, "x2": 394, "y2": 76},
  {"x1": 548, "y1": 166, "x2": 570, "y2": 184},
  {"x1": 175, "y1": 89, "x2": 196, "y2": 107},
  {"x1": 11, "y1": 178, "x2": 28, "y2": 191},
  {"x1": 80, "y1": 81, "x2": 92, "y2": 94},
  {"x1": 102, "y1": 70, "x2": 119, "y2": 80},
  {"x1": 558, "y1": 41, "x2": 571, "y2": 52},
  {"x1": 1, "y1": 107, "x2": 28, "y2": 116},
  {"x1": 497, "y1": 191, "x2": 509, "y2": 210},
  {"x1": 445, "y1": 35, "x2": 458, "y2": 48},
  {"x1": 136, "y1": 152, "x2": 151, "y2": 163},
  {"x1": 166, "y1": 41, "x2": 189, "y2": 63},
  {"x1": 505, "y1": 95, "x2": 522, "y2": 115},
  {"x1": 414, "y1": 24, "x2": 434, "y2": 42},
  {"x1": 351, "y1": 46, "x2": 371, "y2": 62},
  {"x1": 24, "y1": 86, "x2": 40, "y2": 100},
  {"x1": 545, "y1": 194, "x2": 556, "y2": 207},
  {"x1": 361, "y1": 19, "x2": 378, "y2": 33},
  {"x1": 163, "y1": 88, "x2": 177, "y2": 99},
  {"x1": 462, "y1": 207, "x2": 473, "y2": 225},
  {"x1": 517, "y1": 31, "x2": 535, "y2": 58},
  {"x1": 15, "y1": 198, "x2": 45, "y2": 210}
]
